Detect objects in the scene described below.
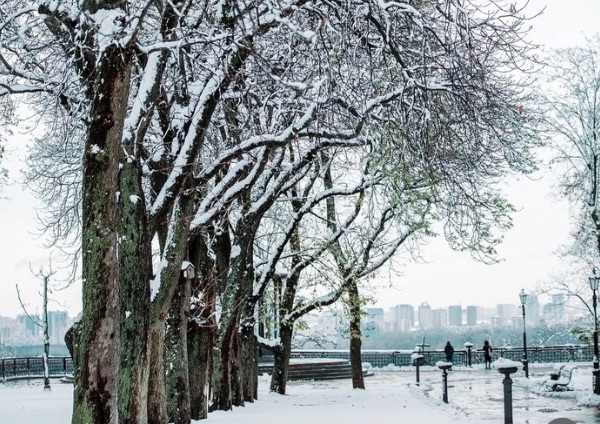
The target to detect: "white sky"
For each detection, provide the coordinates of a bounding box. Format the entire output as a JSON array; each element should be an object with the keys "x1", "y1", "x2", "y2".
[
  {"x1": 372, "y1": 0, "x2": 600, "y2": 311},
  {"x1": 0, "y1": 0, "x2": 598, "y2": 318}
]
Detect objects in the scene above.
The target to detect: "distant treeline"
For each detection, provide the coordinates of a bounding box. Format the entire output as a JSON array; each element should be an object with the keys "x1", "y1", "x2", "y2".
[{"x1": 0, "y1": 344, "x2": 70, "y2": 359}]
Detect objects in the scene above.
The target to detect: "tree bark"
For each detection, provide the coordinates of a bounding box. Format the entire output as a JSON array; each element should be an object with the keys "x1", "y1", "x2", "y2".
[
  {"x1": 188, "y1": 236, "x2": 217, "y2": 420},
  {"x1": 147, "y1": 320, "x2": 167, "y2": 424},
  {"x1": 73, "y1": 30, "x2": 132, "y2": 424},
  {"x1": 147, "y1": 193, "x2": 194, "y2": 424},
  {"x1": 240, "y1": 324, "x2": 258, "y2": 401},
  {"x1": 269, "y1": 322, "x2": 293, "y2": 394},
  {"x1": 348, "y1": 281, "x2": 365, "y2": 389},
  {"x1": 166, "y1": 275, "x2": 191, "y2": 424},
  {"x1": 117, "y1": 146, "x2": 152, "y2": 424}
]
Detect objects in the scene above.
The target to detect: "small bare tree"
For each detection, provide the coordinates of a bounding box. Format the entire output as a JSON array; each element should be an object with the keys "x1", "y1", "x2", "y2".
[{"x1": 16, "y1": 264, "x2": 58, "y2": 390}]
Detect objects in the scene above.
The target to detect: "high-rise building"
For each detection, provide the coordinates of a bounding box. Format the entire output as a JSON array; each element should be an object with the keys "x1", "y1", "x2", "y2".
[
  {"x1": 448, "y1": 305, "x2": 462, "y2": 326},
  {"x1": 545, "y1": 294, "x2": 565, "y2": 324},
  {"x1": 525, "y1": 294, "x2": 540, "y2": 327},
  {"x1": 496, "y1": 304, "x2": 518, "y2": 327},
  {"x1": 391, "y1": 304, "x2": 414, "y2": 332},
  {"x1": 466, "y1": 305, "x2": 478, "y2": 326},
  {"x1": 47, "y1": 310, "x2": 70, "y2": 344},
  {"x1": 418, "y1": 302, "x2": 432, "y2": 330},
  {"x1": 431, "y1": 308, "x2": 448, "y2": 329},
  {"x1": 17, "y1": 314, "x2": 39, "y2": 337}
]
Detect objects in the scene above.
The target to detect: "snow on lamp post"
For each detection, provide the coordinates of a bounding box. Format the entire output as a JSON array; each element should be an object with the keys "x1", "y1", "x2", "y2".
[
  {"x1": 590, "y1": 269, "x2": 600, "y2": 395},
  {"x1": 519, "y1": 289, "x2": 529, "y2": 378}
]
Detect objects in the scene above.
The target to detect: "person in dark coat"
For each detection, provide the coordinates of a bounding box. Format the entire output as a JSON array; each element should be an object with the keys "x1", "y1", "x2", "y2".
[
  {"x1": 444, "y1": 341, "x2": 455, "y2": 362},
  {"x1": 482, "y1": 340, "x2": 493, "y2": 369}
]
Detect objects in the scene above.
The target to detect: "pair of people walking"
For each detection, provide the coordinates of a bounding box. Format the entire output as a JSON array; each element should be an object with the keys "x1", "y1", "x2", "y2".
[{"x1": 443, "y1": 340, "x2": 493, "y2": 369}]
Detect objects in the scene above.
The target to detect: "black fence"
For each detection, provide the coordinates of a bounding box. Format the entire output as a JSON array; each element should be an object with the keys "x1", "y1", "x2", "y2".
[
  {"x1": 0, "y1": 344, "x2": 591, "y2": 382},
  {"x1": 289, "y1": 344, "x2": 592, "y2": 367},
  {"x1": 1, "y1": 357, "x2": 73, "y2": 381}
]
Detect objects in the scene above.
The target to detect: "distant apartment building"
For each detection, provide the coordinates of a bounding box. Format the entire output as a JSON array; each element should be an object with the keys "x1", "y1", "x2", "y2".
[
  {"x1": 17, "y1": 314, "x2": 40, "y2": 338},
  {"x1": 525, "y1": 294, "x2": 540, "y2": 327},
  {"x1": 431, "y1": 308, "x2": 448, "y2": 329},
  {"x1": 448, "y1": 305, "x2": 462, "y2": 326},
  {"x1": 362, "y1": 308, "x2": 384, "y2": 336},
  {"x1": 466, "y1": 306, "x2": 478, "y2": 326},
  {"x1": 544, "y1": 294, "x2": 566, "y2": 324},
  {"x1": 418, "y1": 302, "x2": 432, "y2": 330},
  {"x1": 391, "y1": 304, "x2": 414, "y2": 332},
  {"x1": 48, "y1": 310, "x2": 70, "y2": 344},
  {"x1": 496, "y1": 304, "x2": 518, "y2": 327}
]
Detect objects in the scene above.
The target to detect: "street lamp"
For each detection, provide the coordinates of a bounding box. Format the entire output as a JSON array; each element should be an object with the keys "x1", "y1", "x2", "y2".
[
  {"x1": 589, "y1": 269, "x2": 600, "y2": 395},
  {"x1": 519, "y1": 289, "x2": 529, "y2": 378}
]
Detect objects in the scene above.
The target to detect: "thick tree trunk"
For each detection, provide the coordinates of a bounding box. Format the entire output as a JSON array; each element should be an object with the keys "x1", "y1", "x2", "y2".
[
  {"x1": 269, "y1": 322, "x2": 293, "y2": 394},
  {"x1": 210, "y1": 315, "x2": 238, "y2": 411},
  {"x1": 73, "y1": 37, "x2": 132, "y2": 424},
  {"x1": 188, "y1": 321, "x2": 211, "y2": 420},
  {"x1": 231, "y1": 328, "x2": 244, "y2": 407},
  {"x1": 147, "y1": 320, "x2": 168, "y2": 424},
  {"x1": 348, "y1": 281, "x2": 365, "y2": 389},
  {"x1": 211, "y1": 225, "x2": 256, "y2": 411},
  {"x1": 240, "y1": 324, "x2": 258, "y2": 401},
  {"x1": 147, "y1": 194, "x2": 194, "y2": 423},
  {"x1": 165, "y1": 276, "x2": 192, "y2": 424},
  {"x1": 188, "y1": 237, "x2": 217, "y2": 420},
  {"x1": 117, "y1": 156, "x2": 151, "y2": 424}
]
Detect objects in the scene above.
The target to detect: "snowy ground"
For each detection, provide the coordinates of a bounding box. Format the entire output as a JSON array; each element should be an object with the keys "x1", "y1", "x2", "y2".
[{"x1": 2, "y1": 363, "x2": 600, "y2": 424}]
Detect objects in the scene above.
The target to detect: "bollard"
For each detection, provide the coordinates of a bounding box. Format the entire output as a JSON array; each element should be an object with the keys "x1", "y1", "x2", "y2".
[
  {"x1": 497, "y1": 364, "x2": 519, "y2": 424},
  {"x1": 464, "y1": 342, "x2": 474, "y2": 367},
  {"x1": 437, "y1": 362, "x2": 453, "y2": 403},
  {"x1": 412, "y1": 353, "x2": 424, "y2": 385}
]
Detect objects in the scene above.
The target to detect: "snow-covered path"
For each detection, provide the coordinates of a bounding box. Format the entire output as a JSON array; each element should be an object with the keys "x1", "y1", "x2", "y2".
[{"x1": 2, "y1": 365, "x2": 600, "y2": 424}]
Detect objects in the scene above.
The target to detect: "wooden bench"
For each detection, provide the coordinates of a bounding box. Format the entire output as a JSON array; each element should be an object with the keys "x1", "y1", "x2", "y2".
[{"x1": 542, "y1": 364, "x2": 577, "y2": 391}]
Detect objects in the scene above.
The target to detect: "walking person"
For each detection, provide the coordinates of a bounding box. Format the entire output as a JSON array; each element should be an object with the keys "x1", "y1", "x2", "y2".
[
  {"x1": 444, "y1": 341, "x2": 455, "y2": 363},
  {"x1": 482, "y1": 340, "x2": 493, "y2": 369}
]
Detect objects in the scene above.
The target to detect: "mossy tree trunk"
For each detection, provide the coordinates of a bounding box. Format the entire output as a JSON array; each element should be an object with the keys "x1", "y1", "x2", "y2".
[
  {"x1": 188, "y1": 234, "x2": 218, "y2": 420},
  {"x1": 211, "y1": 223, "x2": 256, "y2": 411},
  {"x1": 269, "y1": 321, "x2": 293, "y2": 394},
  {"x1": 73, "y1": 12, "x2": 133, "y2": 424},
  {"x1": 147, "y1": 194, "x2": 194, "y2": 424},
  {"x1": 165, "y1": 274, "x2": 192, "y2": 424},
  {"x1": 348, "y1": 280, "x2": 365, "y2": 389}
]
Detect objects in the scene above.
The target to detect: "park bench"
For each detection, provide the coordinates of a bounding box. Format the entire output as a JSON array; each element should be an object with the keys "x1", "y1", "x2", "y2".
[{"x1": 542, "y1": 364, "x2": 578, "y2": 392}]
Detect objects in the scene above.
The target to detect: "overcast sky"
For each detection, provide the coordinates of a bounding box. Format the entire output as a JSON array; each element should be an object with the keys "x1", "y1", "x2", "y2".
[{"x1": 0, "y1": 0, "x2": 598, "y2": 318}]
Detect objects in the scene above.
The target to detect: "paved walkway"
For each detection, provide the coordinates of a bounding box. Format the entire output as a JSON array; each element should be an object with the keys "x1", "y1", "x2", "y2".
[{"x1": 397, "y1": 363, "x2": 600, "y2": 423}]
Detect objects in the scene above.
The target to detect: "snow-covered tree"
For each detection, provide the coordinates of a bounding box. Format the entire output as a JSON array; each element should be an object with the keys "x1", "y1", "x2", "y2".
[
  {"x1": 0, "y1": 0, "x2": 540, "y2": 422},
  {"x1": 540, "y1": 35, "x2": 600, "y2": 271}
]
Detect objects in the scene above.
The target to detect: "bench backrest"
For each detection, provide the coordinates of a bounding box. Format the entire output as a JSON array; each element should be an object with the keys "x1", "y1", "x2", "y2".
[{"x1": 560, "y1": 365, "x2": 577, "y2": 380}]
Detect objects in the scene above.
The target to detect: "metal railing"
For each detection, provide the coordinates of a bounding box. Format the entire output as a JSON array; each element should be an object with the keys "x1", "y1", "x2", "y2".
[
  {"x1": 0, "y1": 344, "x2": 591, "y2": 382},
  {"x1": 289, "y1": 345, "x2": 592, "y2": 367},
  {"x1": 1, "y1": 357, "x2": 73, "y2": 381}
]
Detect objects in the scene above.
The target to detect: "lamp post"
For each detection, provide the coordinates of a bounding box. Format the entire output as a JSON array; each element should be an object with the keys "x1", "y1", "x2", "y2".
[
  {"x1": 589, "y1": 270, "x2": 600, "y2": 395},
  {"x1": 519, "y1": 289, "x2": 529, "y2": 378}
]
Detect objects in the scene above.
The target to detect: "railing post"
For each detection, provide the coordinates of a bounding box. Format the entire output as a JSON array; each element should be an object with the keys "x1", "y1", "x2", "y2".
[
  {"x1": 1, "y1": 359, "x2": 4, "y2": 380},
  {"x1": 63, "y1": 357, "x2": 68, "y2": 375}
]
